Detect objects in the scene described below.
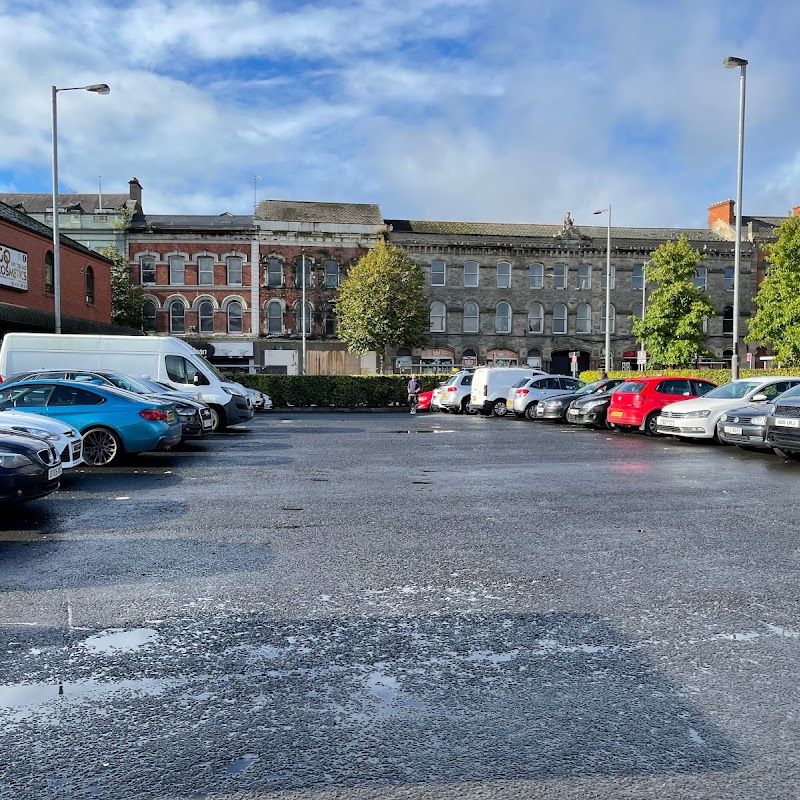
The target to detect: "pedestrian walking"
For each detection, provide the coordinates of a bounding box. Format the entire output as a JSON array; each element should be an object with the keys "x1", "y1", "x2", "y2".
[{"x1": 407, "y1": 374, "x2": 421, "y2": 414}]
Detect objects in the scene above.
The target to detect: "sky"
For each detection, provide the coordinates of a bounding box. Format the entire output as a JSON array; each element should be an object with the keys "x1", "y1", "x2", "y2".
[{"x1": 1, "y1": 0, "x2": 798, "y2": 229}]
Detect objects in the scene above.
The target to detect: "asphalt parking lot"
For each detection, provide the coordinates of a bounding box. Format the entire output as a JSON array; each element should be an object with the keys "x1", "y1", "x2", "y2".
[{"x1": 1, "y1": 412, "x2": 799, "y2": 800}]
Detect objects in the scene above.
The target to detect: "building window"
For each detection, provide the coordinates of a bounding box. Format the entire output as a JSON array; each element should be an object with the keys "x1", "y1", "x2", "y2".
[
  {"x1": 495, "y1": 301, "x2": 512, "y2": 333},
  {"x1": 198, "y1": 300, "x2": 214, "y2": 334},
  {"x1": 324, "y1": 304, "x2": 336, "y2": 336},
  {"x1": 552, "y1": 303, "x2": 567, "y2": 334},
  {"x1": 527, "y1": 348, "x2": 541, "y2": 367},
  {"x1": 295, "y1": 255, "x2": 313, "y2": 288},
  {"x1": 293, "y1": 301, "x2": 313, "y2": 335},
  {"x1": 266, "y1": 257, "x2": 283, "y2": 287},
  {"x1": 529, "y1": 263, "x2": 543, "y2": 289},
  {"x1": 325, "y1": 260, "x2": 339, "y2": 288},
  {"x1": 600, "y1": 303, "x2": 616, "y2": 334},
  {"x1": 226, "y1": 256, "x2": 243, "y2": 286},
  {"x1": 497, "y1": 261, "x2": 511, "y2": 289},
  {"x1": 267, "y1": 301, "x2": 283, "y2": 334},
  {"x1": 197, "y1": 256, "x2": 214, "y2": 286},
  {"x1": 463, "y1": 347, "x2": 478, "y2": 364},
  {"x1": 528, "y1": 303, "x2": 544, "y2": 333},
  {"x1": 431, "y1": 259, "x2": 446, "y2": 286},
  {"x1": 227, "y1": 301, "x2": 243, "y2": 333},
  {"x1": 45, "y1": 251, "x2": 54, "y2": 293},
  {"x1": 464, "y1": 260, "x2": 479, "y2": 287},
  {"x1": 577, "y1": 264, "x2": 591, "y2": 290},
  {"x1": 85, "y1": 266, "x2": 95, "y2": 305},
  {"x1": 694, "y1": 266, "x2": 707, "y2": 291},
  {"x1": 553, "y1": 263, "x2": 567, "y2": 289},
  {"x1": 143, "y1": 300, "x2": 157, "y2": 332},
  {"x1": 601, "y1": 265, "x2": 616, "y2": 290},
  {"x1": 631, "y1": 303, "x2": 643, "y2": 319},
  {"x1": 702, "y1": 315, "x2": 709, "y2": 333},
  {"x1": 724, "y1": 266, "x2": 735, "y2": 291},
  {"x1": 463, "y1": 301, "x2": 479, "y2": 333},
  {"x1": 632, "y1": 264, "x2": 645, "y2": 290},
  {"x1": 723, "y1": 305, "x2": 734, "y2": 334},
  {"x1": 139, "y1": 255, "x2": 156, "y2": 285},
  {"x1": 169, "y1": 301, "x2": 185, "y2": 333},
  {"x1": 169, "y1": 256, "x2": 185, "y2": 285},
  {"x1": 576, "y1": 303, "x2": 592, "y2": 333},
  {"x1": 430, "y1": 301, "x2": 446, "y2": 332}
]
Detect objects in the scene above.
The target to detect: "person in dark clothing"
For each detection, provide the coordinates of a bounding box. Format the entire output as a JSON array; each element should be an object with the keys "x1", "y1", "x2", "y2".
[{"x1": 407, "y1": 374, "x2": 421, "y2": 414}]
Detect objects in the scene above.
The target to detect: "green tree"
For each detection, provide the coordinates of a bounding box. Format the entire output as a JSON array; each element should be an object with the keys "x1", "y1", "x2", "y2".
[
  {"x1": 100, "y1": 244, "x2": 145, "y2": 329},
  {"x1": 747, "y1": 215, "x2": 800, "y2": 365},
  {"x1": 335, "y1": 240, "x2": 429, "y2": 371},
  {"x1": 632, "y1": 235, "x2": 715, "y2": 367}
]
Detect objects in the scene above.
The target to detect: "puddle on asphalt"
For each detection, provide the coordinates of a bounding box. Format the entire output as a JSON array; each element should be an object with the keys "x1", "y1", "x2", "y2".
[
  {"x1": 226, "y1": 753, "x2": 259, "y2": 775},
  {"x1": 389, "y1": 430, "x2": 455, "y2": 434},
  {"x1": 80, "y1": 628, "x2": 160, "y2": 654}
]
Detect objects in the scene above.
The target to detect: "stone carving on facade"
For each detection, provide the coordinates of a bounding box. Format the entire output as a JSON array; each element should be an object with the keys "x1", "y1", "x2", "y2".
[{"x1": 555, "y1": 211, "x2": 589, "y2": 240}]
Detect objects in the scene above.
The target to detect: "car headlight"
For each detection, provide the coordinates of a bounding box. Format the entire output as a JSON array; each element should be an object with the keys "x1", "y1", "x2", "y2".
[
  {"x1": 14, "y1": 426, "x2": 60, "y2": 442},
  {"x1": 582, "y1": 399, "x2": 605, "y2": 410},
  {"x1": 545, "y1": 400, "x2": 564, "y2": 409},
  {"x1": 0, "y1": 452, "x2": 33, "y2": 468},
  {"x1": 751, "y1": 416, "x2": 767, "y2": 426},
  {"x1": 684, "y1": 410, "x2": 711, "y2": 419}
]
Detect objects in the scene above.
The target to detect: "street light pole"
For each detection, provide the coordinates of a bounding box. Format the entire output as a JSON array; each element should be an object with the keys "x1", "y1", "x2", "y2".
[
  {"x1": 723, "y1": 56, "x2": 748, "y2": 379},
  {"x1": 51, "y1": 83, "x2": 110, "y2": 334},
  {"x1": 594, "y1": 205, "x2": 612, "y2": 372},
  {"x1": 301, "y1": 249, "x2": 307, "y2": 375},
  {"x1": 639, "y1": 262, "x2": 648, "y2": 370}
]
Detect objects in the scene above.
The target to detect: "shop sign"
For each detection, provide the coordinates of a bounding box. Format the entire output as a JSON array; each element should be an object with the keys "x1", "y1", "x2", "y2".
[{"x1": 0, "y1": 244, "x2": 28, "y2": 291}]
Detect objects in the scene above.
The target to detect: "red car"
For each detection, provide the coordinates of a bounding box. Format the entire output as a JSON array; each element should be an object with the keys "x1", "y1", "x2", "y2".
[
  {"x1": 607, "y1": 376, "x2": 717, "y2": 435},
  {"x1": 416, "y1": 390, "x2": 433, "y2": 412}
]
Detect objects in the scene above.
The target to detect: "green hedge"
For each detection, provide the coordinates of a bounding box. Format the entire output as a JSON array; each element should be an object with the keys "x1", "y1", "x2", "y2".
[
  {"x1": 231, "y1": 373, "x2": 450, "y2": 408},
  {"x1": 579, "y1": 368, "x2": 800, "y2": 385}
]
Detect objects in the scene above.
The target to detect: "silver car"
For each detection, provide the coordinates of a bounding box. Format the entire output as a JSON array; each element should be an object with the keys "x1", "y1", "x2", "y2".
[
  {"x1": 507, "y1": 375, "x2": 585, "y2": 420},
  {"x1": 438, "y1": 371, "x2": 475, "y2": 414}
]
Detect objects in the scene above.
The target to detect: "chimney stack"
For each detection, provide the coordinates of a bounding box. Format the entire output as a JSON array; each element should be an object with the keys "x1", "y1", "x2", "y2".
[
  {"x1": 128, "y1": 177, "x2": 143, "y2": 211},
  {"x1": 708, "y1": 199, "x2": 736, "y2": 228},
  {"x1": 792, "y1": 205, "x2": 800, "y2": 217}
]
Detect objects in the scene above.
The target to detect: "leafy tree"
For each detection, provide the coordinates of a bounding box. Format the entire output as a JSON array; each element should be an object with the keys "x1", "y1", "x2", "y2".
[
  {"x1": 100, "y1": 244, "x2": 145, "y2": 329},
  {"x1": 631, "y1": 235, "x2": 715, "y2": 367},
  {"x1": 335, "y1": 240, "x2": 429, "y2": 371},
  {"x1": 747, "y1": 215, "x2": 800, "y2": 365}
]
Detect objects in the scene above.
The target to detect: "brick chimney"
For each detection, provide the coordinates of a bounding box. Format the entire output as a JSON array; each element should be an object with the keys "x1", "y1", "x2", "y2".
[
  {"x1": 128, "y1": 177, "x2": 143, "y2": 211},
  {"x1": 708, "y1": 199, "x2": 735, "y2": 227},
  {"x1": 792, "y1": 205, "x2": 800, "y2": 217}
]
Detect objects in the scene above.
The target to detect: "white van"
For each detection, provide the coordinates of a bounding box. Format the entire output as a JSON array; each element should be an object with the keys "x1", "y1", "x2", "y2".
[
  {"x1": 0, "y1": 333, "x2": 253, "y2": 430},
  {"x1": 469, "y1": 366, "x2": 546, "y2": 416}
]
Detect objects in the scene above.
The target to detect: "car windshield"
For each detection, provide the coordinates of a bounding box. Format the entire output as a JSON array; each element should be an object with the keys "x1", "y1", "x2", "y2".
[
  {"x1": 703, "y1": 381, "x2": 763, "y2": 400},
  {"x1": 575, "y1": 381, "x2": 603, "y2": 395},
  {"x1": 98, "y1": 373, "x2": 153, "y2": 395},
  {"x1": 615, "y1": 381, "x2": 646, "y2": 394}
]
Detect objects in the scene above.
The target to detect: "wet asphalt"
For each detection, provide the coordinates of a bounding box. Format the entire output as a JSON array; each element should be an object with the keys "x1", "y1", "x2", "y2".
[{"x1": 1, "y1": 411, "x2": 799, "y2": 800}]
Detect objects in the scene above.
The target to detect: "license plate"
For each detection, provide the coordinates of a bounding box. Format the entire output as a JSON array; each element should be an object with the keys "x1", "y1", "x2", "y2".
[
  {"x1": 202, "y1": 419, "x2": 213, "y2": 430},
  {"x1": 167, "y1": 411, "x2": 176, "y2": 422},
  {"x1": 656, "y1": 416, "x2": 668, "y2": 426},
  {"x1": 610, "y1": 410, "x2": 624, "y2": 417},
  {"x1": 506, "y1": 400, "x2": 513, "y2": 407},
  {"x1": 48, "y1": 464, "x2": 62, "y2": 480},
  {"x1": 775, "y1": 417, "x2": 800, "y2": 428},
  {"x1": 723, "y1": 425, "x2": 743, "y2": 435}
]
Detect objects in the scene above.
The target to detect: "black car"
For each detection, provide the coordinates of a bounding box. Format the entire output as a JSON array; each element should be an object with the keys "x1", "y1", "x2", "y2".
[
  {"x1": 546, "y1": 378, "x2": 626, "y2": 426},
  {"x1": 0, "y1": 430, "x2": 62, "y2": 504},
  {"x1": 717, "y1": 404, "x2": 773, "y2": 450},
  {"x1": 765, "y1": 388, "x2": 800, "y2": 459}
]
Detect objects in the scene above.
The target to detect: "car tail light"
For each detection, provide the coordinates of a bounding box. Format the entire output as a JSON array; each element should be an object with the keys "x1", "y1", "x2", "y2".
[
  {"x1": 516, "y1": 388, "x2": 529, "y2": 397},
  {"x1": 447, "y1": 387, "x2": 458, "y2": 393},
  {"x1": 139, "y1": 409, "x2": 168, "y2": 421},
  {"x1": 632, "y1": 394, "x2": 643, "y2": 407}
]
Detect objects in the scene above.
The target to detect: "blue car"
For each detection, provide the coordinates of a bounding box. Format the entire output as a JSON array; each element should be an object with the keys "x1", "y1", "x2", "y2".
[{"x1": 0, "y1": 380, "x2": 182, "y2": 467}]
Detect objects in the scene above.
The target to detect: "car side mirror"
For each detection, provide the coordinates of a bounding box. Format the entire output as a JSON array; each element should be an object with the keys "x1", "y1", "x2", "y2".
[
  {"x1": 751, "y1": 393, "x2": 768, "y2": 402},
  {"x1": 193, "y1": 374, "x2": 201, "y2": 385}
]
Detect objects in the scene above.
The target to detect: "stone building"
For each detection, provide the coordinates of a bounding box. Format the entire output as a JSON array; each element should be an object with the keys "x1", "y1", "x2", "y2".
[{"x1": 386, "y1": 215, "x2": 757, "y2": 374}]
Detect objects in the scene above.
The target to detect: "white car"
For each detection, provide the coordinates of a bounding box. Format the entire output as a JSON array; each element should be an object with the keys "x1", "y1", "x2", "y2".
[
  {"x1": 656, "y1": 377, "x2": 800, "y2": 440},
  {"x1": 0, "y1": 408, "x2": 83, "y2": 468},
  {"x1": 507, "y1": 375, "x2": 586, "y2": 420}
]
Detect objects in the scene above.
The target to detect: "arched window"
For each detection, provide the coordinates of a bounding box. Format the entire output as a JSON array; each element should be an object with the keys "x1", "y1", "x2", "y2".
[
  {"x1": 576, "y1": 303, "x2": 592, "y2": 333},
  {"x1": 85, "y1": 266, "x2": 95, "y2": 305},
  {"x1": 462, "y1": 347, "x2": 478, "y2": 362},
  {"x1": 45, "y1": 251, "x2": 54, "y2": 293},
  {"x1": 324, "y1": 304, "x2": 336, "y2": 336},
  {"x1": 226, "y1": 256, "x2": 243, "y2": 286},
  {"x1": 527, "y1": 348, "x2": 542, "y2": 367},
  {"x1": 325, "y1": 260, "x2": 339, "y2": 288},
  {"x1": 694, "y1": 266, "x2": 707, "y2": 291},
  {"x1": 463, "y1": 301, "x2": 479, "y2": 333},
  {"x1": 600, "y1": 303, "x2": 616, "y2": 334},
  {"x1": 495, "y1": 301, "x2": 512, "y2": 333},
  {"x1": 198, "y1": 300, "x2": 214, "y2": 334},
  {"x1": 169, "y1": 301, "x2": 185, "y2": 333},
  {"x1": 496, "y1": 261, "x2": 511, "y2": 289},
  {"x1": 431, "y1": 259, "x2": 446, "y2": 286},
  {"x1": 632, "y1": 265, "x2": 645, "y2": 290},
  {"x1": 294, "y1": 301, "x2": 313, "y2": 334},
  {"x1": 143, "y1": 300, "x2": 157, "y2": 332},
  {"x1": 227, "y1": 301, "x2": 243, "y2": 333},
  {"x1": 724, "y1": 266, "x2": 735, "y2": 292},
  {"x1": 528, "y1": 303, "x2": 544, "y2": 333},
  {"x1": 267, "y1": 301, "x2": 283, "y2": 334},
  {"x1": 723, "y1": 305, "x2": 734, "y2": 334},
  {"x1": 463, "y1": 260, "x2": 479, "y2": 287},
  {"x1": 529, "y1": 263, "x2": 543, "y2": 289},
  {"x1": 552, "y1": 303, "x2": 567, "y2": 335},
  {"x1": 266, "y1": 257, "x2": 283, "y2": 287},
  {"x1": 430, "y1": 301, "x2": 446, "y2": 332}
]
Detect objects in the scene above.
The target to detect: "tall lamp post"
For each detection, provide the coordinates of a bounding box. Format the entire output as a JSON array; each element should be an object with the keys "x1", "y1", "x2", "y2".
[
  {"x1": 593, "y1": 205, "x2": 612, "y2": 372},
  {"x1": 300, "y1": 249, "x2": 307, "y2": 375},
  {"x1": 723, "y1": 56, "x2": 747, "y2": 379},
  {"x1": 51, "y1": 83, "x2": 110, "y2": 334}
]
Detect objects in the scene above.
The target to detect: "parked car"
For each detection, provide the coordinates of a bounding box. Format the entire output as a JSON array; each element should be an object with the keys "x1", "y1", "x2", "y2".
[
  {"x1": 507, "y1": 375, "x2": 585, "y2": 420},
  {"x1": 439, "y1": 371, "x2": 476, "y2": 414},
  {"x1": 0, "y1": 429, "x2": 61, "y2": 504},
  {"x1": 0, "y1": 380, "x2": 183, "y2": 467},
  {"x1": 416, "y1": 390, "x2": 434, "y2": 412},
  {"x1": 535, "y1": 378, "x2": 626, "y2": 422},
  {"x1": 608, "y1": 376, "x2": 718, "y2": 435},
  {"x1": 716, "y1": 404, "x2": 775, "y2": 451},
  {"x1": 0, "y1": 408, "x2": 83, "y2": 468},
  {"x1": 430, "y1": 382, "x2": 447, "y2": 412},
  {"x1": 764, "y1": 388, "x2": 800, "y2": 459},
  {"x1": 470, "y1": 367, "x2": 547, "y2": 416},
  {"x1": 241, "y1": 386, "x2": 271, "y2": 411},
  {"x1": 657, "y1": 377, "x2": 800, "y2": 441}
]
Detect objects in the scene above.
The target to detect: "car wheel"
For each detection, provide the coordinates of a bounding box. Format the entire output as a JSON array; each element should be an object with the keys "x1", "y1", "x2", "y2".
[
  {"x1": 603, "y1": 416, "x2": 614, "y2": 430},
  {"x1": 490, "y1": 399, "x2": 508, "y2": 417},
  {"x1": 209, "y1": 405, "x2": 227, "y2": 432},
  {"x1": 644, "y1": 412, "x2": 661, "y2": 436},
  {"x1": 524, "y1": 403, "x2": 538, "y2": 421},
  {"x1": 82, "y1": 427, "x2": 122, "y2": 467},
  {"x1": 460, "y1": 398, "x2": 472, "y2": 415}
]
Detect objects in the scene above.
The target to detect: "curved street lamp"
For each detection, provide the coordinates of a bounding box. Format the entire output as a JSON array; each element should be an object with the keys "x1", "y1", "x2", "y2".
[{"x1": 593, "y1": 205, "x2": 612, "y2": 372}]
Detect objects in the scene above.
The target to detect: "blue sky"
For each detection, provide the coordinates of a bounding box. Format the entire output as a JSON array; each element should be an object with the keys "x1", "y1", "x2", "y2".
[{"x1": 1, "y1": 0, "x2": 798, "y2": 228}]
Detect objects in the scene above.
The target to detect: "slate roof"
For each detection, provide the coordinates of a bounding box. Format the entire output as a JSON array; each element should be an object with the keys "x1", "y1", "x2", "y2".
[
  {"x1": 0, "y1": 200, "x2": 113, "y2": 262},
  {"x1": 386, "y1": 219, "x2": 729, "y2": 243},
  {"x1": 0, "y1": 193, "x2": 129, "y2": 214},
  {"x1": 130, "y1": 214, "x2": 256, "y2": 231},
  {"x1": 257, "y1": 199, "x2": 383, "y2": 225},
  {"x1": 744, "y1": 215, "x2": 786, "y2": 235}
]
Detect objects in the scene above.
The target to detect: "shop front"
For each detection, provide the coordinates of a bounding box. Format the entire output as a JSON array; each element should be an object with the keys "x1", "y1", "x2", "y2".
[{"x1": 186, "y1": 339, "x2": 255, "y2": 374}]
